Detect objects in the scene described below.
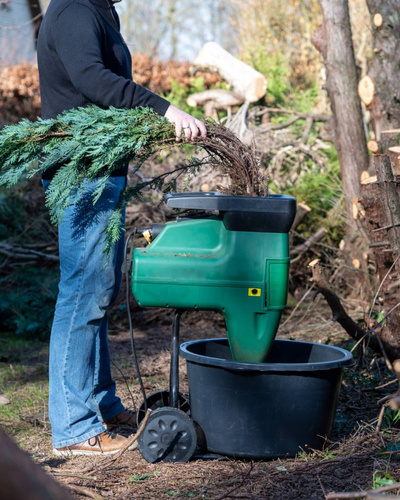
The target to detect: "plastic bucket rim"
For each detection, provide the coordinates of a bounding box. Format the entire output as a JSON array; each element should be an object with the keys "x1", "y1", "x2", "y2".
[{"x1": 179, "y1": 337, "x2": 354, "y2": 372}]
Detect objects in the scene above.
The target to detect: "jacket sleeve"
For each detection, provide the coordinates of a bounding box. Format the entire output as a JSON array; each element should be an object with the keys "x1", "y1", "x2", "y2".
[{"x1": 52, "y1": 4, "x2": 170, "y2": 115}]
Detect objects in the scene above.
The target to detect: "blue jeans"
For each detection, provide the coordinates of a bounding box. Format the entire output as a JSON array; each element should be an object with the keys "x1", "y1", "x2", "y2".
[{"x1": 43, "y1": 177, "x2": 126, "y2": 448}]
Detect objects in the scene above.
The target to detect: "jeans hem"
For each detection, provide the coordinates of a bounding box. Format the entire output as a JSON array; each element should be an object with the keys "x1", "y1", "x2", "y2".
[
  {"x1": 53, "y1": 424, "x2": 107, "y2": 449},
  {"x1": 101, "y1": 402, "x2": 125, "y2": 423}
]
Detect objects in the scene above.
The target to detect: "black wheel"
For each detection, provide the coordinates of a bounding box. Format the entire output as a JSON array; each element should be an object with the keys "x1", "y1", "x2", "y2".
[
  {"x1": 138, "y1": 407, "x2": 197, "y2": 463},
  {"x1": 137, "y1": 389, "x2": 190, "y2": 425}
]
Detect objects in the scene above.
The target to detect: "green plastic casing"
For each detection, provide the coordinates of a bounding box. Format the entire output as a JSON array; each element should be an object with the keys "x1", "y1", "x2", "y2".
[{"x1": 131, "y1": 196, "x2": 294, "y2": 363}]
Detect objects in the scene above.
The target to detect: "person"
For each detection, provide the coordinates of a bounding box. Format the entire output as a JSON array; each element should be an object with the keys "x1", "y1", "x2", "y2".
[{"x1": 37, "y1": 0, "x2": 207, "y2": 456}]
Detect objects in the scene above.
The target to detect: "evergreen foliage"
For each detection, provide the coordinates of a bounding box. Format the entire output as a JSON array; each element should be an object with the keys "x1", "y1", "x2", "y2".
[
  {"x1": 0, "y1": 105, "x2": 265, "y2": 254},
  {"x1": 0, "y1": 106, "x2": 192, "y2": 253}
]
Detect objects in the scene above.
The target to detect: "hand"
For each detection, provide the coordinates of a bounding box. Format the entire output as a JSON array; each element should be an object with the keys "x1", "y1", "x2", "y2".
[{"x1": 164, "y1": 104, "x2": 207, "y2": 141}]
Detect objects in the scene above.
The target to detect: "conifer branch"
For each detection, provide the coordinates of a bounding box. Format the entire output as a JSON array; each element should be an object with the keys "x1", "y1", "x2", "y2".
[{"x1": 0, "y1": 105, "x2": 266, "y2": 254}]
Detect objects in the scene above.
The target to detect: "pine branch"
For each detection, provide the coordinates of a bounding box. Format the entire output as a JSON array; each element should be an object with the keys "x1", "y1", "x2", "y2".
[{"x1": 0, "y1": 105, "x2": 266, "y2": 255}]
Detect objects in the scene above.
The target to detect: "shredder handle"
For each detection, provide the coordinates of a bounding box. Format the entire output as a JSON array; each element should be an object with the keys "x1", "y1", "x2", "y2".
[
  {"x1": 165, "y1": 192, "x2": 296, "y2": 214},
  {"x1": 165, "y1": 192, "x2": 297, "y2": 233}
]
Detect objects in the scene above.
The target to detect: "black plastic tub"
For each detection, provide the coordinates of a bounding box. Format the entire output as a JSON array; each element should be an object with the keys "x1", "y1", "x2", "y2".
[{"x1": 179, "y1": 338, "x2": 353, "y2": 459}]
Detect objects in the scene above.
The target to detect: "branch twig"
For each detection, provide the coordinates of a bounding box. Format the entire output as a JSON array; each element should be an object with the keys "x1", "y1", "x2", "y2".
[
  {"x1": 0, "y1": 242, "x2": 59, "y2": 262},
  {"x1": 326, "y1": 481, "x2": 400, "y2": 499}
]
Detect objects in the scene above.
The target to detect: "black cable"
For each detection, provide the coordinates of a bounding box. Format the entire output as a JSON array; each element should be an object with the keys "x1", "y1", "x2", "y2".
[{"x1": 123, "y1": 227, "x2": 148, "y2": 413}]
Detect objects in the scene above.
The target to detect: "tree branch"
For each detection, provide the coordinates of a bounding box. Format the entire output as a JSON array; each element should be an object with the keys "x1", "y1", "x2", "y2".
[
  {"x1": 0, "y1": 243, "x2": 59, "y2": 262},
  {"x1": 308, "y1": 260, "x2": 400, "y2": 361}
]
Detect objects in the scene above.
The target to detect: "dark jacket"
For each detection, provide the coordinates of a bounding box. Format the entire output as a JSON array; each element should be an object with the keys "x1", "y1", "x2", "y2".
[{"x1": 37, "y1": 0, "x2": 170, "y2": 179}]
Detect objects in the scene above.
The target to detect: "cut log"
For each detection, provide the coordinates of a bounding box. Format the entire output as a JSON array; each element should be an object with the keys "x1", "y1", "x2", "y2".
[
  {"x1": 358, "y1": 75, "x2": 375, "y2": 106},
  {"x1": 186, "y1": 89, "x2": 244, "y2": 118},
  {"x1": 187, "y1": 89, "x2": 243, "y2": 109},
  {"x1": 192, "y1": 42, "x2": 267, "y2": 102}
]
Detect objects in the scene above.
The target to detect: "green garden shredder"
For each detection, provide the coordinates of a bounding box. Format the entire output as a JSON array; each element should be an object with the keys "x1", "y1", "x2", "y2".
[{"x1": 130, "y1": 191, "x2": 296, "y2": 462}]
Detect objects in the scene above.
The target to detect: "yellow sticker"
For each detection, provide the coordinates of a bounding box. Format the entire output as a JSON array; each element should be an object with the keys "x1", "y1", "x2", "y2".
[{"x1": 248, "y1": 288, "x2": 261, "y2": 297}]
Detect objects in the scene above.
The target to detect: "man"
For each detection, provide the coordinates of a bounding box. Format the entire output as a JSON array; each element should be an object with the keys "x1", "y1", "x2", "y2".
[{"x1": 37, "y1": 0, "x2": 206, "y2": 456}]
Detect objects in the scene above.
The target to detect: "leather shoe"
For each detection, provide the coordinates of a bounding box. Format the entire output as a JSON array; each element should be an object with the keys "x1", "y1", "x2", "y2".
[
  {"x1": 104, "y1": 409, "x2": 137, "y2": 429},
  {"x1": 53, "y1": 431, "x2": 134, "y2": 456}
]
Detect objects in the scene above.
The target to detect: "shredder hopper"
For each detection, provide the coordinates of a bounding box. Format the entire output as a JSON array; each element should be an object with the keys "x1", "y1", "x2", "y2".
[{"x1": 131, "y1": 191, "x2": 296, "y2": 363}]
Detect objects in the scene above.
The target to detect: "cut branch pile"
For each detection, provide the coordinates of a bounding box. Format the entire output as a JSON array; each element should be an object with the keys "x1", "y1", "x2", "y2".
[{"x1": 226, "y1": 105, "x2": 334, "y2": 194}]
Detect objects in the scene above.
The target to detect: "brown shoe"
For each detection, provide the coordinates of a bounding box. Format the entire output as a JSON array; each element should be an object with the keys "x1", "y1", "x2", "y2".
[
  {"x1": 53, "y1": 431, "x2": 133, "y2": 456},
  {"x1": 104, "y1": 409, "x2": 137, "y2": 429}
]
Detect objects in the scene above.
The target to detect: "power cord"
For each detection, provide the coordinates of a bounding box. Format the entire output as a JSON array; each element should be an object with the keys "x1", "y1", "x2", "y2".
[{"x1": 123, "y1": 227, "x2": 147, "y2": 412}]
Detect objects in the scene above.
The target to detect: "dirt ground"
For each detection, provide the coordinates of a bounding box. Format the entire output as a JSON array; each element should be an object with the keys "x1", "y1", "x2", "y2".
[{"x1": 7, "y1": 294, "x2": 400, "y2": 500}]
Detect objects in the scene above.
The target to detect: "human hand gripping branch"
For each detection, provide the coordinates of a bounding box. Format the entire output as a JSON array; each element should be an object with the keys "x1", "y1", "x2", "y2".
[{"x1": 164, "y1": 104, "x2": 207, "y2": 141}]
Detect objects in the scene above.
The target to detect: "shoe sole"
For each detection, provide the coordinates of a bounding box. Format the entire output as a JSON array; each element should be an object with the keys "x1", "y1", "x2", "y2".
[
  {"x1": 52, "y1": 442, "x2": 138, "y2": 456},
  {"x1": 53, "y1": 447, "x2": 120, "y2": 456}
]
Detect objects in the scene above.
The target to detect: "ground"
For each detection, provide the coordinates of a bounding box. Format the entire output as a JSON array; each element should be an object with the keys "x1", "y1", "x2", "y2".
[{"x1": 2, "y1": 295, "x2": 400, "y2": 500}]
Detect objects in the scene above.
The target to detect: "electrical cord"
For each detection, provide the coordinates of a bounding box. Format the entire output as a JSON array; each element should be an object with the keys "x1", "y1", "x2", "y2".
[{"x1": 123, "y1": 227, "x2": 147, "y2": 413}]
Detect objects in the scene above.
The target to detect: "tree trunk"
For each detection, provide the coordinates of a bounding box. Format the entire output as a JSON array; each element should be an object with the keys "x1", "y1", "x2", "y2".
[
  {"x1": 363, "y1": 0, "x2": 400, "y2": 158},
  {"x1": 359, "y1": 155, "x2": 400, "y2": 355},
  {"x1": 312, "y1": 0, "x2": 369, "y2": 234},
  {"x1": 0, "y1": 427, "x2": 74, "y2": 500}
]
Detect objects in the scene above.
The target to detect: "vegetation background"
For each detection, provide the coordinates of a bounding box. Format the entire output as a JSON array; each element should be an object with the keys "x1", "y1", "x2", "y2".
[
  {"x1": 0, "y1": 0, "x2": 373, "y2": 338},
  {"x1": 3, "y1": 1, "x2": 400, "y2": 499}
]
